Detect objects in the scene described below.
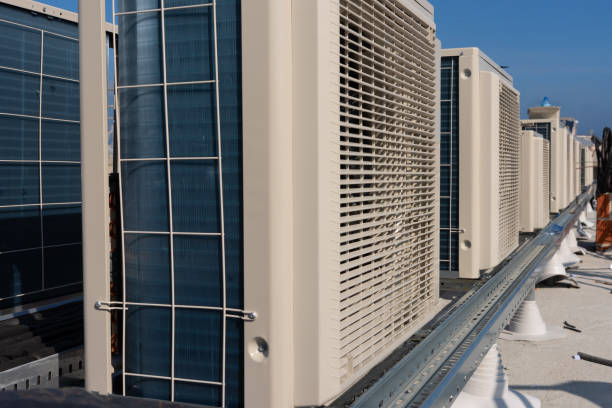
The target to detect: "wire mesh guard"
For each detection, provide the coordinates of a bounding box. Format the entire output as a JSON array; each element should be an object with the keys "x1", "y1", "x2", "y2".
[
  {"x1": 337, "y1": 0, "x2": 438, "y2": 385},
  {"x1": 113, "y1": 0, "x2": 243, "y2": 406},
  {"x1": 0, "y1": 5, "x2": 82, "y2": 304}
]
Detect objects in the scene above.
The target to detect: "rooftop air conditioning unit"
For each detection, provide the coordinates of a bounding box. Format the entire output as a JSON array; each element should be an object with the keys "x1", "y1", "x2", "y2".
[
  {"x1": 439, "y1": 47, "x2": 520, "y2": 279},
  {"x1": 519, "y1": 130, "x2": 548, "y2": 232},
  {"x1": 111, "y1": 0, "x2": 440, "y2": 407},
  {"x1": 574, "y1": 139, "x2": 580, "y2": 197},
  {"x1": 524, "y1": 106, "x2": 566, "y2": 213}
]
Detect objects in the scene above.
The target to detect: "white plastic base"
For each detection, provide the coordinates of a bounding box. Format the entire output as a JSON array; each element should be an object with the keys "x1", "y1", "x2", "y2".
[
  {"x1": 536, "y1": 251, "x2": 568, "y2": 283},
  {"x1": 452, "y1": 344, "x2": 541, "y2": 408},
  {"x1": 579, "y1": 211, "x2": 594, "y2": 228},
  {"x1": 566, "y1": 229, "x2": 586, "y2": 255},
  {"x1": 558, "y1": 238, "x2": 581, "y2": 267},
  {"x1": 576, "y1": 223, "x2": 592, "y2": 240},
  {"x1": 499, "y1": 293, "x2": 565, "y2": 342},
  {"x1": 586, "y1": 202, "x2": 596, "y2": 218}
]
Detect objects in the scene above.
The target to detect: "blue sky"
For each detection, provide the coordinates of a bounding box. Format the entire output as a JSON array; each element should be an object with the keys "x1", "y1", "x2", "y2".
[{"x1": 45, "y1": 0, "x2": 611, "y2": 136}]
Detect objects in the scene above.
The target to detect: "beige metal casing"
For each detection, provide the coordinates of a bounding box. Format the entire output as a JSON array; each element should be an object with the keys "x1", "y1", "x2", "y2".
[
  {"x1": 243, "y1": 0, "x2": 439, "y2": 406},
  {"x1": 574, "y1": 139, "x2": 580, "y2": 196},
  {"x1": 519, "y1": 131, "x2": 546, "y2": 232},
  {"x1": 441, "y1": 48, "x2": 520, "y2": 279},
  {"x1": 527, "y1": 107, "x2": 564, "y2": 212}
]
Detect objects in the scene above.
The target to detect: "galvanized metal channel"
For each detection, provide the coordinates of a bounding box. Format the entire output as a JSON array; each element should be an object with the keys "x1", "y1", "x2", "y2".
[{"x1": 351, "y1": 188, "x2": 593, "y2": 408}]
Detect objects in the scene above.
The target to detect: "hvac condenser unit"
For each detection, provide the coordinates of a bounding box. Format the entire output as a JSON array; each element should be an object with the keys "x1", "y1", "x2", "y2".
[
  {"x1": 439, "y1": 48, "x2": 520, "y2": 279},
  {"x1": 519, "y1": 130, "x2": 548, "y2": 232},
  {"x1": 521, "y1": 120, "x2": 551, "y2": 219},
  {"x1": 525, "y1": 106, "x2": 566, "y2": 212},
  {"x1": 574, "y1": 139, "x2": 580, "y2": 197}
]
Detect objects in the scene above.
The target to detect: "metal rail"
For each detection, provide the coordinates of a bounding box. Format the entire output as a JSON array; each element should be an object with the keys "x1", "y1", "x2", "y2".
[{"x1": 351, "y1": 187, "x2": 594, "y2": 408}]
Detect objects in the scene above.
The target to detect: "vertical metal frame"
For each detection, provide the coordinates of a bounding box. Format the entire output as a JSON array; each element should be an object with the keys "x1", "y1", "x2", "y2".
[
  {"x1": 0, "y1": 12, "x2": 83, "y2": 303},
  {"x1": 79, "y1": 0, "x2": 111, "y2": 394}
]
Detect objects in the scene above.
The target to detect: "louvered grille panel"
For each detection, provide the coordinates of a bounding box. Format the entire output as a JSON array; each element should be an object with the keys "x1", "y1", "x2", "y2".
[
  {"x1": 498, "y1": 84, "x2": 520, "y2": 258},
  {"x1": 543, "y1": 139, "x2": 550, "y2": 215},
  {"x1": 337, "y1": 0, "x2": 437, "y2": 383}
]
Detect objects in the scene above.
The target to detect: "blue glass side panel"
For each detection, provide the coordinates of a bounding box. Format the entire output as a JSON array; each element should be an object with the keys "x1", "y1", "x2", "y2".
[
  {"x1": 165, "y1": 7, "x2": 214, "y2": 83},
  {"x1": 121, "y1": 161, "x2": 169, "y2": 231},
  {"x1": 0, "y1": 71, "x2": 40, "y2": 116},
  {"x1": 175, "y1": 382, "x2": 221, "y2": 406},
  {"x1": 119, "y1": 87, "x2": 166, "y2": 159},
  {"x1": 439, "y1": 56, "x2": 459, "y2": 274},
  {"x1": 167, "y1": 84, "x2": 216, "y2": 158},
  {"x1": 174, "y1": 236, "x2": 222, "y2": 307},
  {"x1": 42, "y1": 163, "x2": 81, "y2": 203},
  {"x1": 0, "y1": 250, "x2": 42, "y2": 298},
  {"x1": 125, "y1": 376, "x2": 170, "y2": 400},
  {"x1": 118, "y1": 13, "x2": 162, "y2": 86},
  {"x1": 42, "y1": 205, "x2": 81, "y2": 245},
  {"x1": 125, "y1": 306, "x2": 172, "y2": 377},
  {"x1": 0, "y1": 207, "x2": 40, "y2": 252},
  {"x1": 174, "y1": 309, "x2": 222, "y2": 382},
  {"x1": 43, "y1": 34, "x2": 79, "y2": 80},
  {"x1": 43, "y1": 244, "x2": 82, "y2": 287},
  {"x1": 0, "y1": 163, "x2": 39, "y2": 205},
  {"x1": 0, "y1": 21, "x2": 40, "y2": 72},
  {"x1": 124, "y1": 234, "x2": 171, "y2": 304},
  {"x1": 42, "y1": 78, "x2": 80, "y2": 121},
  {"x1": 170, "y1": 160, "x2": 220, "y2": 233},
  {"x1": 0, "y1": 116, "x2": 38, "y2": 160},
  {"x1": 41, "y1": 120, "x2": 80, "y2": 161}
]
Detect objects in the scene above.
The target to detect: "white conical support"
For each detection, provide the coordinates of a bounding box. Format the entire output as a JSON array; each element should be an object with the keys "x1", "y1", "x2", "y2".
[
  {"x1": 576, "y1": 223, "x2": 592, "y2": 240},
  {"x1": 586, "y1": 201, "x2": 596, "y2": 218},
  {"x1": 536, "y1": 251, "x2": 568, "y2": 283},
  {"x1": 566, "y1": 229, "x2": 586, "y2": 255},
  {"x1": 579, "y1": 210, "x2": 594, "y2": 228},
  {"x1": 500, "y1": 288, "x2": 565, "y2": 341},
  {"x1": 558, "y1": 237, "x2": 581, "y2": 267},
  {"x1": 452, "y1": 344, "x2": 541, "y2": 408}
]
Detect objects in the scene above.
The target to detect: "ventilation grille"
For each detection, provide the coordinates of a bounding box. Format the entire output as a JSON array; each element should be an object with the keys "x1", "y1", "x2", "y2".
[
  {"x1": 498, "y1": 84, "x2": 520, "y2": 258},
  {"x1": 337, "y1": 0, "x2": 437, "y2": 383},
  {"x1": 543, "y1": 139, "x2": 550, "y2": 216}
]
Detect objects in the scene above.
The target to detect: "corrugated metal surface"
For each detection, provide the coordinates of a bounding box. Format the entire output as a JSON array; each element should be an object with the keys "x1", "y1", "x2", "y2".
[
  {"x1": 337, "y1": 0, "x2": 438, "y2": 384},
  {"x1": 497, "y1": 83, "x2": 520, "y2": 259}
]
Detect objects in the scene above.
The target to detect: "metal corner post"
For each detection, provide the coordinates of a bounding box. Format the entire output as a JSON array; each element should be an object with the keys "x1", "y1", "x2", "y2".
[{"x1": 78, "y1": 0, "x2": 112, "y2": 394}]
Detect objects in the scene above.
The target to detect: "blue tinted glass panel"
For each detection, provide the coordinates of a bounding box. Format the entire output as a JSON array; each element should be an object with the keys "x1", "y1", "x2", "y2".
[
  {"x1": 125, "y1": 376, "x2": 170, "y2": 400},
  {"x1": 164, "y1": 7, "x2": 213, "y2": 83},
  {"x1": 0, "y1": 163, "x2": 39, "y2": 205},
  {"x1": 43, "y1": 244, "x2": 81, "y2": 287},
  {"x1": 118, "y1": 0, "x2": 160, "y2": 12},
  {"x1": 42, "y1": 205, "x2": 81, "y2": 246},
  {"x1": 174, "y1": 236, "x2": 221, "y2": 307},
  {"x1": 119, "y1": 87, "x2": 166, "y2": 159},
  {"x1": 0, "y1": 71, "x2": 39, "y2": 116},
  {"x1": 167, "y1": 84, "x2": 216, "y2": 157},
  {"x1": 170, "y1": 161, "x2": 219, "y2": 233},
  {"x1": 0, "y1": 250, "x2": 42, "y2": 298},
  {"x1": 42, "y1": 163, "x2": 81, "y2": 203},
  {"x1": 118, "y1": 13, "x2": 162, "y2": 86},
  {"x1": 43, "y1": 34, "x2": 78, "y2": 80},
  {"x1": 121, "y1": 161, "x2": 168, "y2": 231},
  {"x1": 0, "y1": 207, "x2": 40, "y2": 251},
  {"x1": 0, "y1": 116, "x2": 38, "y2": 160},
  {"x1": 0, "y1": 22, "x2": 40, "y2": 72},
  {"x1": 41, "y1": 120, "x2": 80, "y2": 161},
  {"x1": 42, "y1": 78, "x2": 80, "y2": 121},
  {"x1": 174, "y1": 309, "x2": 222, "y2": 382},
  {"x1": 124, "y1": 234, "x2": 171, "y2": 304},
  {"x1": 125, "y1": 306, "x2": 171, "y2": 376},
  {"x1": 174, "y1": 382, "x2": 220, "y2": 407}
]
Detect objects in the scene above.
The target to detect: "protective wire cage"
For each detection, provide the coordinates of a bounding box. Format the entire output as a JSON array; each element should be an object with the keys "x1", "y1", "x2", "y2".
[
  {"x1": 0, "y1": 2, "x2": 82, "y2": 305},
  {"x1": 337, "y1": 0, "x2": 438, "y2": 384},
  {"x1": 111, "y1": 0, "x2": 244, "y2": 406},
  {"x1": 497, "y1": 83, "x2": 520, "y2": 259}
]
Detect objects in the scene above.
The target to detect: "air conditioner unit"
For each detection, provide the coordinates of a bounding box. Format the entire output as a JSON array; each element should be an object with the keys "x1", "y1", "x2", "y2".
[
  {"x1": 524, "y1": 106, "x2": 566, "y2": 213},
  {"x1": 574, "y1": 139, "x2": 580, "y2": 197},
  {"x1": 111, "y1": 0, "x2": 440, "y2": 407},
  {"x1": 519, "y1": 130, "x2": 548, "y2": 232},
  {"x1": 439, "y1": 48, "x2": 520, "y2": 279},
  {"x1": 521, "y1": 120, "x2": 551, "y2": 221}
]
